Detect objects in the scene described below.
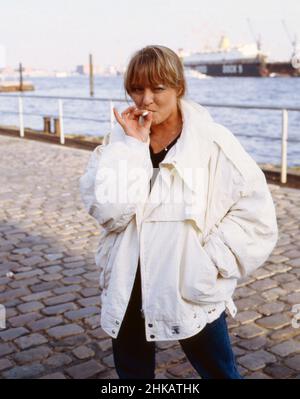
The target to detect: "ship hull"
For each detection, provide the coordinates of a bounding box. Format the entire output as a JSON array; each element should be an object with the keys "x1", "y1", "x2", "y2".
[{"x1": 184, "y1": 61, "x2": 300, "y2": 77}]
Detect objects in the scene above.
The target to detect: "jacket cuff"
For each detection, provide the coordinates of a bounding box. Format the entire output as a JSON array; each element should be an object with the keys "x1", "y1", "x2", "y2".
[{"x1": 124, "y1": 134, "x2": 150, "y2": 148}]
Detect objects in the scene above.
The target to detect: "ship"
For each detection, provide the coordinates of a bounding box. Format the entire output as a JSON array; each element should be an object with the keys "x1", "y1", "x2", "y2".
[{"x1": 181, "y1": 35, "x2": 300, "y2": 77}]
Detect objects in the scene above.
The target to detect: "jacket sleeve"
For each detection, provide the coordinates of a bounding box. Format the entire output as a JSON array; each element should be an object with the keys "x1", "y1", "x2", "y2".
[
  {"x1": 202, "y1": 165, "x2": 278, "y2": 280},
  {"x1": 79, "y1": 135, "x2": 153, "y2": 234}
]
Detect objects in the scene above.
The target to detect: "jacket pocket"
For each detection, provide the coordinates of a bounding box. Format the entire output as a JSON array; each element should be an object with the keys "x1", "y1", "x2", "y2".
[
  {"x1": 179, "y1": 226, "x2": 219, "y2": 302},
  {"x1": 182, "y1": 275, "x2": 238, "y2": 305}
]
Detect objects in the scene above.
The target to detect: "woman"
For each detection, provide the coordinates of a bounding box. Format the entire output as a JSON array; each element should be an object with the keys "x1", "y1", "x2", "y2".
[{"x1": 79, "y1": 45, "x2": 278, "y2": 379}]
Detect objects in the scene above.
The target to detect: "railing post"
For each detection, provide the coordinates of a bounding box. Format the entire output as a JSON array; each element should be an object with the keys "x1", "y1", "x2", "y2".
[
  {"x1": 18, "y1": 96, "x2": 24, "y2": 137},
  {"x1": 281, "y1": 109, "x2": 288, "y2": 184},
  {"x1": 58, "y1": 99, "x2": 65, "y2": 144}
]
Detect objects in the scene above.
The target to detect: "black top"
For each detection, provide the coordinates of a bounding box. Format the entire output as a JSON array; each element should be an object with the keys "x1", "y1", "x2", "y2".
[
  {"x1": 149, "y1": 132, "x2": 182, "y2": 192},
  {"x1": 149, "y1": 132, "x2": 182, "y2": 168}
]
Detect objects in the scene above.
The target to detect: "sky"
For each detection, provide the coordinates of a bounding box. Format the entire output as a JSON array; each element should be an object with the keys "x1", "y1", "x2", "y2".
[{"x1": 0, "y1": 0, "x2": 300, "y2": 71}]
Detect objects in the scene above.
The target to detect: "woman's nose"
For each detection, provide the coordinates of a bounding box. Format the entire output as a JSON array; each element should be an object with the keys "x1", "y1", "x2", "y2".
[{"x1": 141, "y1": 89, "x2": 154, "y2": 106}]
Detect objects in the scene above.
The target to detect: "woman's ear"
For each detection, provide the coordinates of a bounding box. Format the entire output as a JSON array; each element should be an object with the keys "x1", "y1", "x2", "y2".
[{"x1": 176, "y1": 87, "x2": 183, "y2": 97}]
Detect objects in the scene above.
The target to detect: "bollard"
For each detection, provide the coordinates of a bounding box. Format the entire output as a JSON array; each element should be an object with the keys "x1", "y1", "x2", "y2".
[
  {"x1": 54, "y1": 117, "x2": 61, "y2": 136},
  {"x1": 43, "y1": 116, "x2": 51, "y2": 133}
]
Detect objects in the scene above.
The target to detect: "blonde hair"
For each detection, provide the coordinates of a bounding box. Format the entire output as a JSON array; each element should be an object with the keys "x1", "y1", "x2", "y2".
[{"x1": 124, "y1": 45, "x2": 187, "y2": 102}]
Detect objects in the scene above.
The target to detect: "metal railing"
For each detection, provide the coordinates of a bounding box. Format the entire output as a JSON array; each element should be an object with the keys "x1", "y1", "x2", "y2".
[{"x1": 0, "y1": 93, "x2": 299, "y2": 184}]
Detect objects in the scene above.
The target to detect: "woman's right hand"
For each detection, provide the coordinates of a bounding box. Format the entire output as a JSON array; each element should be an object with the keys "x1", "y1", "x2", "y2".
[{"x1": 113, "y1": 106, "x2": 153, "y2": 143}]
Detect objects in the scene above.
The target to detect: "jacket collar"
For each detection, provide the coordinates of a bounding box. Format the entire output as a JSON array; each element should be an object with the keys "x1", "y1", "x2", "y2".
[
  {"x1": 140, "y1": 98, "x2": 216, "y2": 225},
  {"x1": 158, "y1": 98, "x2": 215, "y2": 194}
]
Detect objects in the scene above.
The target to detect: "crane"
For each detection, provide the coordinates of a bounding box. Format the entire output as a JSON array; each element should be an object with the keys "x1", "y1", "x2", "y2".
[
  {"x1": 247, "y1": 18, "x2": 262, "y2": 51},
  {"x1": 281, "y1": 19, "x2": 298, "y2": 57}
]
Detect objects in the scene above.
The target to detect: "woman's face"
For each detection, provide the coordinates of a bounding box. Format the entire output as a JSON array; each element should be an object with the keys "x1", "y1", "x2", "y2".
[{"x1": 129, "y1": 83, "x2": 180, "y2": 126}]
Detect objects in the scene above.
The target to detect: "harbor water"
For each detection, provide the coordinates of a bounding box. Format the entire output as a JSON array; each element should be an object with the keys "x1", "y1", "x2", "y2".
[{"x1": 0, "y1": 75, "x2": 299, "y2": 167}]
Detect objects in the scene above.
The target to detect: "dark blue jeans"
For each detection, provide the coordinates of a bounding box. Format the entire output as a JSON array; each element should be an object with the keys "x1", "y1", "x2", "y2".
[{"x1": 111, "y1": 263, "x2": 242, "y2": 379}]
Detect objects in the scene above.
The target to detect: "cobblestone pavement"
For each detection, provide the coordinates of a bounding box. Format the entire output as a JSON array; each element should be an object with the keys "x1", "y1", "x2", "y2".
[{"x1": 0, "y1": 135, "x2": 300, "y2": 380}]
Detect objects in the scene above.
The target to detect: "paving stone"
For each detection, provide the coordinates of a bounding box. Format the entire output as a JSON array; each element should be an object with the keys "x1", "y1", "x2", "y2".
[
  {"x1": 47, "y1": 323, "x2": 84, "y2": 339},
  {"x1": 28, "y1": 316, "x2": 63, "y2": 332},
  {"x1": 30, "y1": 282, "x2": 58, "y2": 293},
  {"x1": 0, "y1": 342, "x2": 16, "y2": 357},
  {"x1": 40, "y1": 273, "x2": 62, "y2": 282},
  {"x1": 43, "y1": 293, "x2": 76, "y2": 306},
  {"x1": 235, "y1": 311, "x2": 261, "y2": 325},
  {"x1": 237, "y1": 336, "x2": 267, "y2": 351},
  {"x1": 64, "y1": 256, "x2": 84, "y2": 263},
  {"x1": 14, "y1": 345, "x2": 52, "y2": 364},
  {"x1": 268, "y1": 255, "x2": 290, "y2": 264},
  {"x1": 97, "y1": 339, "x2": 111, "y2": 352},
  {"x1": 53, "y1": 285, "x2": 81, "y2": 294},
  {"x1": 22, "y1": 256, "x2": 44, "y2": 267},
  {"x1": 15, "y1": 333, "x2": 48, "y2": 350},
  {"x1": 81, "y1": 288, "x2": 99, "y2": 298},
  {"x1": 264, "y1": 363, "x2": 295, "y2": 379},
  {"x1": 0, "y1": 287, "x2": 30, "y2": 302},
  {"x1": 3, "y1": 364, "x2": 45, "y2": 379},
  {"x1": 0, "y1": 327, "x2": 29, "y2": 341},
  {"x1": 273, "y1": 273, "x2": 296, "y2": 284},
  {"x1": 265, "y1": 264, "x2": 292, "y2": 274},
  {"x1": 78, "y1": 296, "x2": 100, "y2": 307},
  {"x1": 281, "y1": 281, "x2": 300, "y2": 292},
  {"x1": 167, "y1": 361, "x2": 194, "y2": 378},
  {"x1": 20, "y1": 290, "x2": 53, "y2": 302},
  {"x1": 89, "y1": 327, "x2": 109, "y2": 340},
  {"x1": 270, "y1": 326, "x2": 300, "y2": 341},
  {"x1": 84, "y1": 315, "x2": 100, "y2": 329},
  {"x1": 287, "y1": 259, "x2": 300, "y2": 268},
  {"x1": 17, "y1": 301, "x2": 44, "y2": 313},
  {"x1": 65, "y1": 306, "x2": 99, "y2": 321},
  {"x1": 0, "y1": 359, "x2": 13, "y2": 372},
  {"x1": 41, "y1": 302, "x2": 77, "y2": 316},
  {"x1": 235, "y1": 295, "x2": 265, "y2": 310},
  {"x1": 43, "y1": 353, "x2": 73, "y2": 367},
  {"x1": 55, "y1": 334, "x2": 90, "y2": 349},
  {"x1": 235, "y1": 287, "x2": 256, "y2": 298},
  {"x1": 286, "y1": 292, "x2": 300, "y2": 304},
  {"x1": 238, "y1": 350, "x2": 276, "y2": 371},
  {"x1": 250, "y1": 278, "x2": 278, "y2": 291},
  {"x1": 9, "y1": 312, "x2": 41, "y2": 328},
  {"x1": 251, "y1": 268, "x2": 275, "y2": 280},
  {"x1": 66, "y1": 359, "x2": 105, "y2": 379},
  {"x1": 73, "y1": 345, "x2": 95, "y2": 359},
  {"x1": 261, "y1": 287, "x2": 287, "y2": 301},
  {"x1": 284, "y1": 355, "x2": 300, "y2": 371},
  {"x1": 257, "y1": 302, "x2": 285, "y2": 316},
  {"x1": 233, "y1": 324, "x2": 266, "y2": 339},
  {"x1": 256, "y1": 313, "x2": 291, "y2": 330},
  {"x1": 269, "y1": 340, "x2": 300, "y2": 357},
  {"x1": 102, "y1": 354, "x2": 114, "y2": 368}
]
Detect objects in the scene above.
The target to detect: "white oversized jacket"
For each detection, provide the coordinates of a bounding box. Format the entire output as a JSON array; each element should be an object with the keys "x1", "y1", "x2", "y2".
[{"x1": 79, "y1": 98, "x2": 278, "y2": 342}]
